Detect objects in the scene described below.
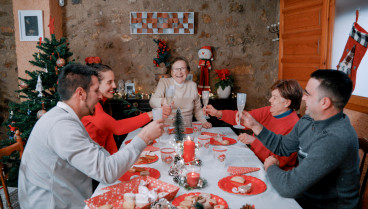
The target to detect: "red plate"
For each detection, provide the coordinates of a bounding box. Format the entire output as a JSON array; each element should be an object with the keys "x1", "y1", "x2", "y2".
[
  {"x1": 168, "y1": 127, "x2": 193, "y2": 134},
  {"x1": 125, "y1": 139, "x2": 157, "y2": 145},
  {"x1": 201, "y1": 132, "x2": 226, "y2": 137},
  {"x1": 210, "y1": 137, "x2": 237, "y2": 146},
  {"x1": 172, "y1": 192, "x2": 228, "y2": 208},
  {"x1": 134, "y1": 154, "x2": 159, "y2": 165},
  {"x1": 119, "y1": 167, "x2": 160, "y2": 182},
  {"x1": 218, "y1": 175, "x2": 267, "y2": 195}
]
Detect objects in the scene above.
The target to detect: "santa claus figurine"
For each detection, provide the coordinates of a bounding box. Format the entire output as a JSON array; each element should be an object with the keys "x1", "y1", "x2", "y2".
[{"x1": 197, "y1": 46, "x2": 213, "y2": 94}]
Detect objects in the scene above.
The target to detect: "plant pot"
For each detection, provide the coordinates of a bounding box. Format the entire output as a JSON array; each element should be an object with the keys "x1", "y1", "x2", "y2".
[{"x1": 217, "y1": 86, "x2": 231, "y2": 99}]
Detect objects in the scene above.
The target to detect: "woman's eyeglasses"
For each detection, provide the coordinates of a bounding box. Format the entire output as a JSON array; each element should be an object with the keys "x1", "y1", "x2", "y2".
[{"x1": 172, "y1": 67, "x2": 187, "y2": 72}]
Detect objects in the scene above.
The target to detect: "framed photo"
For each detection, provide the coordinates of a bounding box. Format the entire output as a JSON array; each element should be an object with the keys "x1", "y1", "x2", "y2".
[
  {"x1": 125, "y1": 82, "x2": 135, "y2": 98},
  {"x1": 18, "y1": 10, "x2": 43, "y2": 41},
  {"x1": 186, "y1": 74, "x2": 193, "y2": 81}
]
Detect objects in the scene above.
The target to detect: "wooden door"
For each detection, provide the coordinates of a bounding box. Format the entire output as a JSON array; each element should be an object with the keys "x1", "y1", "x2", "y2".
[{"x1": 279, "y1": 0, "x2": 334, "y2": 88}]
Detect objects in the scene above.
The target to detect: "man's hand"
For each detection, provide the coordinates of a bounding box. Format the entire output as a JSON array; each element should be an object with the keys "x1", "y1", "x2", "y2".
[
  {"x1": 162, "y1": 104, "x2": 172, "y2": 119},
  {"x1": 138, "y1": 119, "x2": 164, "y2": 145},
  {"x1": 203, "y1": 104, "x2": 220, "y2": 117},
  {"x1": 237, "y1": 133, "x2": 256, "y2": 144},
  {"x1": 235, "y1": 111, "x2": 263, "y2": 135},
  {"x1": 264, "y1": 155, "x2": 280, "y2": 171},
  {"x1": 202, "y1": 122, "x2": 212, "y2": 129}
]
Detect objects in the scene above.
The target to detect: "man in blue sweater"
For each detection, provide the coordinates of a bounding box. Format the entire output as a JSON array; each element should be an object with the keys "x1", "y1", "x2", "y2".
[{"x1": 239, "y1": 70, "x2": 360, "y2": 209}]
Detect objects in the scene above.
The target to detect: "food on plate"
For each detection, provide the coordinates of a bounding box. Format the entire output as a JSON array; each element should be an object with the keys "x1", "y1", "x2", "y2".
[
  {"x1": 124, "y1": 192, "x2": 136, "y2": 201},
  {"x1": 241, "y1": 204, "x2": 255, "y2": 209},
  {"x1": 238, "y1": 183, "x2": 252, "y2": 194},
  {"x1": 214, "y1": 205, "x2": 225, "y2": 209},
  {"x1": 97, "y1": 205, "x2": 113, "y2": 209},
  {"x1": 231, "y1": 176, "x2": 245, "y2": 184},
  {"x1": 140, "y1": 170, "x2": 150, "y2": 176},
  {"x1": 179, "y1": 193, "x2": 225, "y2": 209},
  {"x1": 129, "y1": 167, "x2": 146, "y2": 172}
]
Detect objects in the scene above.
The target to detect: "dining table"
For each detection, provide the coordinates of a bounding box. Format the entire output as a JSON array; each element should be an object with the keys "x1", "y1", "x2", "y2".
[{"x1": 85, "y1": 127, "x2": 302, "y2": 209}]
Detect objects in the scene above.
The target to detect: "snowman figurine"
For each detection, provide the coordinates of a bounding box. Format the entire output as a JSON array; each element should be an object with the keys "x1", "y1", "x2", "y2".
[{"x1": 197, "y1": 46, "x2": 213, "y2": 94}]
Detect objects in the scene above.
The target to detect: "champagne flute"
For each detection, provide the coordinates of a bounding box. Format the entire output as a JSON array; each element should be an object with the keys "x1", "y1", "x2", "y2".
[
  {"x1": 202, "y1": 91, "x2": 210, "y2": 119},
  {"x1": 233, "y1": 93, "x2": 247, "y2": 129},
  {"x1": 152, "y1": 108, "x2": 163, "y2": 146},
  {"x1": 165, "y1": 85, "x2": 175, "y2": 119}
]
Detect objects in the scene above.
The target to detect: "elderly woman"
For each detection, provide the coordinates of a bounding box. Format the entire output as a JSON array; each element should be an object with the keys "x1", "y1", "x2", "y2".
[
  {"x1": 150, "y1": 57, "x2": 212, "y2": 128},
  {"x1": 205, "y1": 79, "x2": 303, "y2": 170}
]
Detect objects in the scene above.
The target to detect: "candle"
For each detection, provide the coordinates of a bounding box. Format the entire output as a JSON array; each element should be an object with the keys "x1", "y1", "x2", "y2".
[
  {"x1": 186, "y1": 172, "x2": 200, "y2": 187},
  {"x1": 183, "y1": 137, "x2": 195, "y2": 163}
]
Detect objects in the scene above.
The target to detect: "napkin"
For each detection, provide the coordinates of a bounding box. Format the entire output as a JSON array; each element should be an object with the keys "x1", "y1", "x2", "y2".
[{"x1": 227, "y1": 166, "x2": 260, "y2": 175}]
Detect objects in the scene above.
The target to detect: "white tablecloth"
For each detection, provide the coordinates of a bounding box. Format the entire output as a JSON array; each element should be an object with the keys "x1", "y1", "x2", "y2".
[{"x1": 85, "y1": 127, "x2": 301, "y2": 209}]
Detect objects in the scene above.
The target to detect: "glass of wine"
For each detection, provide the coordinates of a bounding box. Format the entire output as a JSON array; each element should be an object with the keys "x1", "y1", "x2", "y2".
[
  {"x1": 202, "y1": 91, "x2": 210, "y2": 119},
  {"x1": 233, "y1": 93, "x2": 247, "y2": 129}
]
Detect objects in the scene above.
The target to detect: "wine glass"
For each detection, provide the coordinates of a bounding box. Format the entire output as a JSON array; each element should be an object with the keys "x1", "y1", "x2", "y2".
[
  {"x1": 152, "y1": 108, "x2": 163, "y2": 146},
  {"x1": 202, "y1": 91, "x2": 210, "y2": 119},
  {"x1": 233, "y1": 93, "x2": 247, "y2": 129}
]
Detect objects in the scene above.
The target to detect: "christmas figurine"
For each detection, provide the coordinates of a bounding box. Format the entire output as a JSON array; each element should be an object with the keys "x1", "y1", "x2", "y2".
[{"x1": 197, "y1": 46, "x2": 213, "y2": 94}]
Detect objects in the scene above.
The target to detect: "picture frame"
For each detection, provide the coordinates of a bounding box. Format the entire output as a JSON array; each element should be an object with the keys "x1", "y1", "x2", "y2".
[
  {"x1": 125, "y1": 82, "x2": 136, "y2": 98},
  {"x1": 186, "y1": 74, "x2": 193, "y2": 81},
  {"x1": 18, "y1": 10, "x2": 43, "y2": 41}
]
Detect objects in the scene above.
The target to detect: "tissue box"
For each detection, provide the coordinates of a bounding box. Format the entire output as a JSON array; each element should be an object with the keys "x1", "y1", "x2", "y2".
[{"x1": 85, "y1": 176, "x2": 180, "y2": 209}]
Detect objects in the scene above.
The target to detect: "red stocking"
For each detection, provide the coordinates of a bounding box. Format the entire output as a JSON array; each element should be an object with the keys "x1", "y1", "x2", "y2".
[{"x1": 337, "y1": 10, "x2": 368, "y2": 90}]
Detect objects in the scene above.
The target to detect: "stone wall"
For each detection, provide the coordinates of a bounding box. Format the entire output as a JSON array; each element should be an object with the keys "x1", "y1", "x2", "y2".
[
  {"x1": 0, "y1": 0, "x2": 18, "y2": 137},
  {"x1": 63, "y1": 0, "x2": 280, "y2": 110}
]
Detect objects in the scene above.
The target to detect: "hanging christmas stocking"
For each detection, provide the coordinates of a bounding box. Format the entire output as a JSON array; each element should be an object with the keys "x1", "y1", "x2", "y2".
[
  {"x1": 198, "y1": 61, "x2": 211, "y2": 94},
  {"x1": 337, "y1": 10, "x2": 368, "y2": 90}
]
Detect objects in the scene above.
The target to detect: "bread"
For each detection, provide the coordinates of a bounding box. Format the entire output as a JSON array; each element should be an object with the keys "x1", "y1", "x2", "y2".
[
  {"x1": 238, "y1": 183, "x2": 252, "y2": 193},
  {"x1": 98, "y1": 205, "x2": 113, "y2": 209},
  {"x1": 122, "y1": 200, "x2": 135, "y2": 209},
  {"x1": 180, "y1": 200, "x2": 193, "y2": 207},
  {"x1": 221, "y1": 140, "x2": 229, "y2": 145},
  {"x1": 140, "y1": 170, "x2": 150, "y2": 176},
  {"x1": 231, "y1": 176, "x2": 245, "y2": 184}
]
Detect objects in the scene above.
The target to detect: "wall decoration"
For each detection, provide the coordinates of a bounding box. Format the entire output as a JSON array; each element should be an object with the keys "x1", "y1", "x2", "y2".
[
  {"x1": 130, "y1": 12, "x2": 194, "y2": 34},
  {"x1": 18, "y1": 10, "x2": 44, "y2": 41}
]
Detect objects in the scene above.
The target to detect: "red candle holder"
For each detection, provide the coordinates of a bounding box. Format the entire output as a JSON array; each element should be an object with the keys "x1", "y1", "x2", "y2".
[{"x1": 185, "y1": 164, "x2": 201, "y2": 188}]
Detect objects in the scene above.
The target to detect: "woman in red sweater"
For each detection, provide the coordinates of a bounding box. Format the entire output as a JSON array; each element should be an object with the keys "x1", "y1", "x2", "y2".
[
  {"x1": 82, "y1": 63, "x2": 159, "y2": 154},
  {"x1": 205, "y1": 79, "x2": 303, "y2": 170}
]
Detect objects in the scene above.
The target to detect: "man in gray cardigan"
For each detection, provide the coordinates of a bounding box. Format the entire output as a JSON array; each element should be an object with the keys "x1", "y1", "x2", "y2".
[
  {"x1": 238, "y1": 70, "x2": 360, "y2": 209},
  {"x1": 18, "y1": 64, "x2": 164, "y2": 209}
]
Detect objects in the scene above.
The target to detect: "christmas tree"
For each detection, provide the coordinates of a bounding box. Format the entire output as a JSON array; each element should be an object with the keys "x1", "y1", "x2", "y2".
[
  {"x1": 1, "y1": 20, "x2": 73, "y2": 186},
  {"x1": 173, "y1": 108, "x2": 185, "y2": 143}
]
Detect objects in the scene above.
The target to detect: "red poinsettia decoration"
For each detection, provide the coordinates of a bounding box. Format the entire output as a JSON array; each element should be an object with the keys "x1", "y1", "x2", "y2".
[
  {"x1": 215, "y1": 69, "x2": 234, "y2": 90},
  {"x1": 85, "y1": 56, "x2": 101, "y2": 65},
  {"x1": 153, "y1": 39, "x2": 170, "y2": 67}
]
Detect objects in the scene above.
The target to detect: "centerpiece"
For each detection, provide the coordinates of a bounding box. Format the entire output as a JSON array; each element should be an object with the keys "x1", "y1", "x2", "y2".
[{"x1": 214, "y1": 69, "x2": 234, "y2": 98}]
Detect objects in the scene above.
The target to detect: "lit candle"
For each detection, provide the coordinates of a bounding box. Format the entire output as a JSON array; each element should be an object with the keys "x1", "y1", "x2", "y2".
[
  {"x1": 186, "y1": 172, "x2": 200, "y2": 187},
  {"x1": 183, "y1": 137, "x2": 195, "y2": 163}
]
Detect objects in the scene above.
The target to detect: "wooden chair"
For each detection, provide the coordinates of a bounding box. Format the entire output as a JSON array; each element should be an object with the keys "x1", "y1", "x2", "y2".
[
  {"x1": 359, "y1": 137, "x2": 368, "y2": 209},
  {"x1": 0, "y1": 130, "x2": 24, "y2": 209}
]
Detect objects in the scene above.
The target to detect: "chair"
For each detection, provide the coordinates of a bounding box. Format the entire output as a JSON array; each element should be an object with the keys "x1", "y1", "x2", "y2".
[
  {"x1": 0, "y1": 130, "x2": 24, "y2": 209},
  {"x1": 359, "y1": 137, "x2": 368, "y2": 209}
]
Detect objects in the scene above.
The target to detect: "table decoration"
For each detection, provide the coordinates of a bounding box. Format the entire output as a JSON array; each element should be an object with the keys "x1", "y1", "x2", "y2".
[
  {"x1": 241, "y1": 204, "x2": 256, "y2": 209},
  {"x1": 168, "y1": 127, "x2": 193, "y2": 135},
  {"x1": 218, "y1": 175, "x2": 266, "y2": 195},
  {"x1": 183, "y1": 136, "x2": 195, "y2": 163},
  {"x1": 119, "y1": 167, "x2": 160, "y2": 182},
  {"x1": 86, "y1": 176, "x2": 179, "y2": 209},
  {"x1": 150, "y1": 198, "x2": 177, "y2": 209},
  {"x1": 172, "y1": 192, "x2": 228, "y2": 209},
  {"x1": 160, "y1": 147, "x2": 176, "y2": 166}
]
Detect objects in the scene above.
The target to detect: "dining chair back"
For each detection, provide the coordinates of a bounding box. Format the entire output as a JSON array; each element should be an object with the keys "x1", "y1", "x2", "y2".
[
  {"x1": 359, "y1": 137, "x2": 368, "y2": 209},
  {"x1": 0, "y1": 130, "x2": 24, "y2": 209}
]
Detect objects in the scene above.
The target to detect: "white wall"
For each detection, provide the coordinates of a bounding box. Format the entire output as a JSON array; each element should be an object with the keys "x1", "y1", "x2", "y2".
[{"x1": 332, "y1": 0, "x2": 368, "y2": 97}]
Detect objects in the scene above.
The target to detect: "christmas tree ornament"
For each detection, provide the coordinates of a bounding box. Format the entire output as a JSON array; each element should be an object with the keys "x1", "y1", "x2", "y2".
[
  {"x1": 37, "y1": 102, "x2": 46, "y2": 119},
  {"x1": 9, "y1": 110, "x2": 13, "y2": 119},
  {"x1": 19, "y1": 80, "x2": 29, "y2": 89},
  {"x1": 27, "y1": 102, "x2": 31, "y2": 115},
  {"x1": 35, "y1": 74, "x2": 44, "y2": 97},
  {"x1": 56, "y1": 58, "x2": 66, "y2": 67},
  {"x1": 197, "y1": 46, "x2": 213, "y2": 94},
  {"x1": 37, "y1": 37, "x2": 42, "y2": 59},
  {"x1": 337, "y1": 10, "x2": 368, "y2": 90},
  {"x1": 44, "y1": 63, "x2": 48, "y2": 73}
]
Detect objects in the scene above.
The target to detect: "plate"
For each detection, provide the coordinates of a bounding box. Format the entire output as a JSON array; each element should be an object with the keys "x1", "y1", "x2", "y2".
[
  {"x1": 200, "y1": 132, "x2": 226, "y2": 137},
  {"x1": 119, "y1": 167, "x2": 160, "y2": 181},
  {"x1": 168, "y1": 127, "x2": 193, "y2": 134},
  {"x1": 210, "y1": 137, "x2": 237, "y2": 146},
  {"x1": 218, "y1": 175, "x2": 267, "y2": 195},
  {"x1": 125, "y1": 139, "x2": 157, "y2": 145},
  {"x1": 134, "y1": 154, "x2": 159, "y2": 165},
  {"x1": 172, "y1": 192, "x2": 228, "y2": 208}
]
